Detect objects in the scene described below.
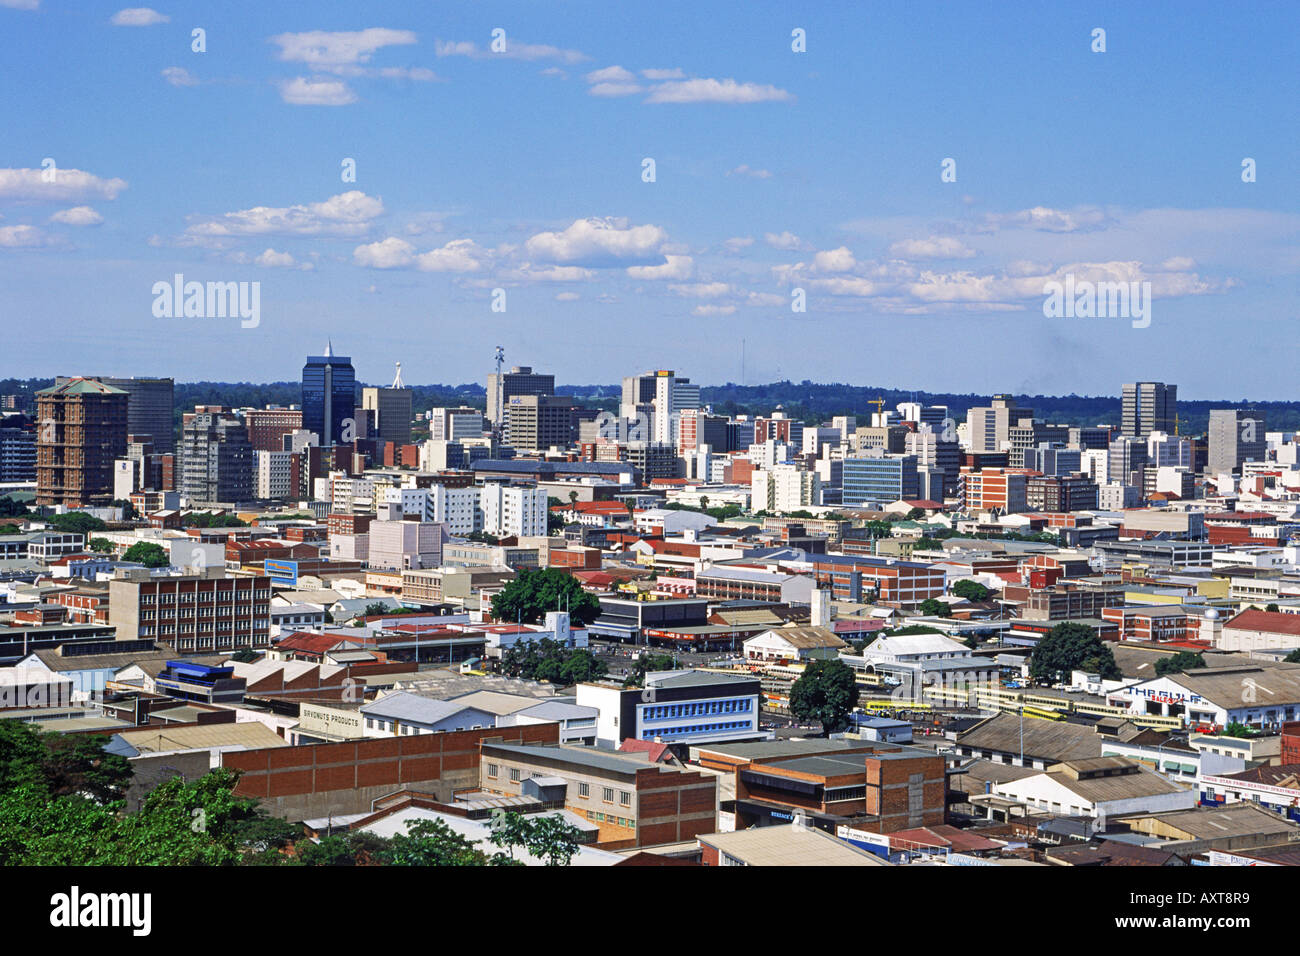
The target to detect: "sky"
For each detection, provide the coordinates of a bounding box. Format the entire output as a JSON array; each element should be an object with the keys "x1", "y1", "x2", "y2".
[{"x1": 1, "y1": 1, "x2": 1298, "y2": 399}]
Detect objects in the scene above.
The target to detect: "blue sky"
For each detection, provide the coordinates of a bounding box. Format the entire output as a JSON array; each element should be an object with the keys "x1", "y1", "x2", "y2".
[{"x1": 1, "y1": 0, "x2": 1297, "y2": 398}]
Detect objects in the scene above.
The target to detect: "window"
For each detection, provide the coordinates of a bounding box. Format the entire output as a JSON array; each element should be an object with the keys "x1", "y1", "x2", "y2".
[
  {"x1": 578, "y1": 782, "x2": 590, "y2": 798},
  {"x1": 619, "y1": 791, "x2": 630, "y2": 807},
  {"x1": 487, "y1": 763, "x2": 498, "y2": 778},
  {"x1": 603, "y1": 787, "x2": 614, "y2": 802},
  {"x1": 509, "y1": 768, "x2": 521, "y2": 782}
]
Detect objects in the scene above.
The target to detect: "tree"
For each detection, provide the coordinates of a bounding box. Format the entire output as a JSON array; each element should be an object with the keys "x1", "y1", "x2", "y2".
[
  {"x1": 1221, "y1": 721, "x2": 1256, "y2": 739},
  {"x1": 500, "y1": 638, "x2": 607, "y2": 685},
  {"x1": 488, "y1": 810, "x2": 582, "y2": 866},
  {"x1": 568, "y1": 491, "x2": 579, "y2": 507},
  {"x1": 230, "y1": 649, "x2": 261, "y2": 663},
  {"x1": 87, "y1": 537, "x2": 116, "y2": 554},
  {"x1": 1285, "y1": 648, "x2": 1300, "y2": 664},
  {"x1": 789, "y1": 659, "x2": 860, "y2": 735},
  {"x1": 1029, "y1": 623, "x2": 1120, "y2": 683},
  {"x1": 918, "y1": 598, "x2": 952, "y2": 618},
  {"x1": 1155, "y1": 651, "x2": 1207, "y2": 677},
  {"x1": 378, "y1": 818, "x2": 517, "y2": 867},
  {"x1": 623, "y1": 652, "x2": 676, "y2": 688},
  {"x1": 952, "y1": 579, "x2": 991, "y2": 602},
  {"x1": 1265, "y1": 603, "x2": 1280, "y2": 613},
  {"x1": 123, "y1": 541, "x2": 169, "y2": 568},
  {"x1": 906, "y1": 507, "x2": 926, "y2": 520},
  {"x1": 112, "y1": 499, "x2": 139, "y2": 521},
  {"x1": 45, "y1": 512, "x2": 106, "y2": 536},
  {"x1": 490, "y1": 568, "x2": 601, "y2": 626}
]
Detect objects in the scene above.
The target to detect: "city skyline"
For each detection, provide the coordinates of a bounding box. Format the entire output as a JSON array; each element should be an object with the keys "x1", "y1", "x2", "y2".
[{"x1": 2, "y1": 2, "x2": 1298, "y2": 397}]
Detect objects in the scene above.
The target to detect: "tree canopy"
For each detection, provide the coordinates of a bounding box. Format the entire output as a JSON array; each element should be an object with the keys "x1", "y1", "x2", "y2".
[
  {"x1": 499, "y1": 638, "x2": 607, "y2": 685},
  {"x1": 123, "y1": 541, "x2": 170, "y2": 568},
  {"x1": 789, "y1": 659, "x2": 860, "y2": 735},
  {"x1": 952, "y1": 579, "x2": 991, "y2": 601},
  {"x1": 1155, "y1": 651, "x2": 1207, "y2": 677},
  {"x1": 1028, "y1": 623, "x2": 1120, "y2": 683},
  {"x1": 490, "y1": 567, "x2": 601, "y2": 626}
]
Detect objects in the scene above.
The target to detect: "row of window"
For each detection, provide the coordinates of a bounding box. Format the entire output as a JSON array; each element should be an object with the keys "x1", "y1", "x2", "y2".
[
  {"x1": 642, "y1": 698, "x2": 751, "y2": 721},
  {"x1": 484, "y1": 766, "x2": 632, "y2": 806},
  {"x1": 641, "y1": 720, "x2": 751, "y2": 738},
  {"x1": 588, "y1": 812, "x2": 633, "y2": 827}
]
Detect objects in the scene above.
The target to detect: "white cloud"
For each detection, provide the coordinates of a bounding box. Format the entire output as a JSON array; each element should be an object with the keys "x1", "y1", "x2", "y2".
[
  {"x1": 161, "y1": 66, "x2": 199, "y2": 87},
  {"x1": 888, "y1": 236, "x2": 976, "y2": 259},
  {"x1": 435, "y1": 39, "x2": 587, "y2": 63},
  {"x1": 764, "y1": 231, "x2": 807, "y2": 251},
  {"x1": 646, "y1": 77, "x2": 793, "y2": 104},
  {"x1": 188, "y1": 190, "x2": 384, "y2": 239},
  {"x1": 589, "y1": 81, "x2": 643, "y2": 97},
  {"x1": 500, "y1": 263, "x2": 594, "y2": 282},
  {"x1": 48, "y1": 206, "x2": 102, "y2": 226},
  {"x1": 641, "y1": 68, "x2": 684, "y2": 80},
  {"x1": 986, "y1": 206, "x2": 1110, "y2": 233},
  {"x1": 722, "y1": 237, "x2": 754, "y2": 253},
  {"x1": 585, "y1": 65, "x2": 636, "y2": 84},
  {"x1": 745, "y1": 291, "x2": 786, "y2": 307},
  {"x1": 726, "y1": 164, "x2": 772, "y2": 179},
  {"x1": 279, "y1": 77, "x2": 357, "y2": 106},
  {"x1": 110, "y1": 8, "x2": 169, "y2": 26},
  {"x1": 0, "y1": 0, "x2": 40, "y2": 9},
  {"x1": 669, "y1": 282, "x2": 731, "y2": 298},
  {"x1": 353, "y1": 237, "x2": 414, "y2": 268},
  {"x1": 415, "y1": 238, "x2": 484, "y2": 272},
  {"x1": 255, "y1": 248, "x2": 297, "y2": 268},
  {"x1": 0, "y1": 225, "x2": 54, "y2": 248},
  {"x1": 0, "y1": 168, "x2": 127, "y2": 202},
  {"x1": 812, "y1": 276, "x2": 879, "y2": 297},
  {"x1": 525, "y1": 217, "x2": 667, "y2": 265},
  {"x1": 626, "y1": 255, "x2": 692, "y2": 280},
  {"x1": 555, "y1": 291, "x2": 580, "y2": 301},
  {"x1": 692, "y1": 304, "x2": 736, "y2": 316},
  {"x1": 271, "y1": 28, "x2": 417, "y2": 70},
  {"x1": 812, "y1": 246, "x2": 856, "y2": 273}
]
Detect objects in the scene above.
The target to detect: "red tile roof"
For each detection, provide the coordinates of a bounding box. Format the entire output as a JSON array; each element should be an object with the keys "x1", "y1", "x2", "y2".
[{"x1": 1225, "y1": 609, "x2": 1300, "y2": 636}]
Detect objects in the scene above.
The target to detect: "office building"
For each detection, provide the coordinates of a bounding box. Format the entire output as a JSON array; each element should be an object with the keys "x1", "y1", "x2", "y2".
[
  {"x1": 107, "y1": 569, "x2": 272, "y2": 652},
  {"x1": 0, "y1": 424, "x2": 36, "y2": 482},
  {"x1": 255, "y1": 449, "x2": 298, "y2": 500},
  {"x1": 244, "y1": 407, "x2": 303, "y2": 453},
  {"x1": 480, "y1": 482, "x2": 549, "y2": 537},
  {"x1": 505, "y1": 394, "x2": 576, "y2": 452},
  {"x1": 752, "y1": 464, "x2": 821, "y2": 512},
  {"x1": 958, "y1": 467, "x2": 1028, "y2": 514},
  {"x1": 58, "y1": 376, "x2": 175, "y2": 454},
  {"x1": 1208, "y1": 408, "x2": 1266, "y2": 476},
  {"x1": 965, "y1": 395, "x2": 1033, "y2": 454},
  {"x1": 1026, "y1": 474, "x2": 1099, "y2": 512},
  {"x1": 488, "y1": 366, "x2": 555, "y2": 429},
  {"x1": 905, "y1": 427, "x2": 960, "y2": 497},
  {"x1": 35, "y1": 378, "x2": 129, "y2": 507},
  {"x1": 360, "y1": 363, "x2": 413, "y2": 446},
  {"x1": 180, "y1": 411, "x2": 254, "y2": 504},
  {"x1": 1108, "y1": 435, "x2": 1149, "y2": 485},
  {"x1": 301, "y1": 342, "x2": 357, "y2": 446},
  {"x1": 1121, "y1": 382, "x2": 1177, "y2": 439},
  {"x1": 429, "y1": 406, "x2": 484, "y2": 442},
  {"x1": 1008, "y1": 421, "x2": 1070, "y2": 468},
  {"x1": 842, "y1": 456, "x2": 919, "y2": 507}
]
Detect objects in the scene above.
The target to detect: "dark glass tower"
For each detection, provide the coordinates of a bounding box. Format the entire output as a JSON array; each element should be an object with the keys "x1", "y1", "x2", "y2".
[{"x1": 301, "y1": 342, "x2": 356, "y2": 447}]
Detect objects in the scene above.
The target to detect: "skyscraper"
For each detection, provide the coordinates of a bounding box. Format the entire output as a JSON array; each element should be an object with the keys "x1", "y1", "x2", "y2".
[
  {"x1": 361, "y1": 362, "x2": 413, "y2": 446},
  {"x1": 487, "y1": 366, "x2": 555, "y2": 429},
  {"x1": 1208, "y1": 408, "x2": 1266, "y2": 476},
  {"x1": 56, "y1": 375, "x2": 175, "y2": 454},
  {"x1": 301, "y1": 342, "x2": 356, "y2": 447},
  {"x1": 1121, "y1": 382, "x2": 1177, "y2": 439},
  {"x1": 180, "y1": 411, "x2": 253, "y2": 504},
  {"x1": 35, "y1": 378, "x2": 129, "y2": 507}
]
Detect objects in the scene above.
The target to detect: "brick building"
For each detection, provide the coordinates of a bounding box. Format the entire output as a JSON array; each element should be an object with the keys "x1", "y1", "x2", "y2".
[
  {"x1": 35, "y1": 378, "x2": 129, "y2": 507},
  {"x1": 107, "y1": 569, "x2": 272, "y2": 652}
]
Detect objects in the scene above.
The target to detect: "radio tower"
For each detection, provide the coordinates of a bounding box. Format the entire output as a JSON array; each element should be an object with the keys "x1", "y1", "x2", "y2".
[{"x1": 493, "y1": 346, "x2": 505, "y2": 439}]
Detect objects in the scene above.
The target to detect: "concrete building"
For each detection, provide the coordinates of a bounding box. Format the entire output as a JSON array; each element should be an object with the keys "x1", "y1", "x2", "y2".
[
  {"x1": 35, "y1": 378, "x2": 129, "y2": 508},
  {"x1": 576, "y1": 670, "x2": 763, "y2": 747},
  {"x1": 1121, "y1": 382, "x2": 1177, "y2": 440},
  {"x1": 107, "y1": 569, "x2": 272, "y2": 653},
  {"x1": 180, "y1": 412, "x2": 252, "y2": 505},
  {"x1": 990, "y1": 757, "x2": 1195, "y2": 828},
  {"x1": 965, "y1": 395, "x2": 1033, "y2": 454},
  {"x1": 301, "y1": 342, "x2": 357, "y2": 447},
  {"x1": 842, "y1": 455, "x2": 919, "y2": 507},
  {"x1": 480, "y1": 482, "x2": 548, "y2": 537},
  {"x1": 488, "y1": 365, "x2": 554, "y2": 429},
  {"x1": 428, "y1": 406, "x2": 484, "y2": 441},
  {"x1": 367, "y1": 519, "x2": 448, "y2": 571},
  {"x1": 752, "y1": 464, "x2": 821, "y2": 513},
  {"x1": 360, "y1": 363, "x2": 413, "y2": 445},
  {"x1": 1208, "y1": 408, "x2": 1267, "y2": 476}
]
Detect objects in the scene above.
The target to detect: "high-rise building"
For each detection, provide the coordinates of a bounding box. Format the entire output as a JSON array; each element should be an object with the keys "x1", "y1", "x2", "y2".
[
  {"x1": 35, "y1": 378, "x2": 129, "y2": 507},
  {"x1": 958, "y1": 467, "x2": 1028, "y2": 514},
  {"x1": 1208, "y1": 409, "x2": 1266, "y2": 476},
  {"x1": 1108, "y1": 435, "x2": 1149, "y2": 485},
  {"x1": 245, "y1": 407, "x2": 303, "y2": 453},
  {"x1": 108, "y1": 570, "x2": 272, "y2": 652},
  {"x1": 752, "y1": 464, "x2": 822, "y2": 513},
  {"x1": 58, "y1": 376, "x2": 175, "y2": 454},
  {"x1": 677, "y1": 408, "x2": 728, "y2": 457},
  {"x1": 623, "y1": 370, "x2": 699, "y2": 445},
  {"x1": 488, "y1": 366, "x2": 555, "y2": 429},
  {"x1": 0, "y1": 421, "x2": 36, "y2": 482},
  {"x1": 301, "y1": 342, "x2": 357, "y2": 447},
  {"x1": 255, "y1": 449, "x2": 299, "y2": 500},
  {"x1": 1121, "y1": 382, "x2": 1177, "y2": 439},
  {"x1": 480, "y1": 482, "x2": 548, "y2": 537},
  {"x1": 429, "y1": 406, "x2": 484, "y2": 441},
  {"x1": 965, "y1": 395, "x2": 1034, "y2": 454},
  {"x1": 1008, "y1": 421, "x2": 1070, "y2": 468},
  {"x1": 505, "y1": 394, "x2": 575, "y2": 452},
  {"x1": 842, "y1": 456, "x2": 919, "y2": 507},
  {"x1": 361, "y1": 362, "x2": 413, "y2": 446},
  {"x1": 896, "y1": 403, "x2": 948, "y2": 428},
  {"x1": 181, "y1": 412, "x2": 253, "y2": 504},
  {"x1": 905, "y1": 427, "x2": 961, "y2": 497}
]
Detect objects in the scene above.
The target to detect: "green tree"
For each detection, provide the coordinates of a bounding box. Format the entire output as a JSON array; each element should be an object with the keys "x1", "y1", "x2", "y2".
[
  {"x1": 123, "y1": 541, "x2": 169, "y2": 567},
  {"x1": 918, "y1": 598, "x2": 952, "y2": 618},
  {"x1": 1284, "y1": 648, "x2": 1300, "y2": 664},
  {"x1": 1221, "y1": 721, "x2": 1256, "y2": 739},
  {"x1": 500, "y1": 638, "x2": 608, "y2": 685},
  {"x1": 1029, "y1": 623, "x2": 1120, "y2": 683},
  {"x1": 230, "y1": 649, "x2": 261, "y2": 663},
  {"x1": 379, "y1": 818, "x2": 518, "y2": 866},
  {"x1": 112, "y1": 499, "x2": 139, "y2": 520},
  {"x1": 952, "y1": 579, "x2": 991, "y2": 602},
  {"x1": 623, "y1": 652, "x2": 677, "y2": 688},
  {"x1": 1265, "y1": 603, "x2": 1280, "y2": 613},
  {"x1": 46, "y1": 512, "x2": 106, "y2": 536},
  {"x1": 488, "y1": 810, "x2": 583, "y2": 866},
  {"x1": 490, "y1": 568, "x2": 601, "y2": 626},
  {"x1": 87, "y1": 537, "x2": 116, "y2": 554},
  {"x1": 789, "y1": 659, "x2": 860, "y2": 735},
  {"x1": 1155, "y1": 651, "x2": 1207, "y2": 677}
]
